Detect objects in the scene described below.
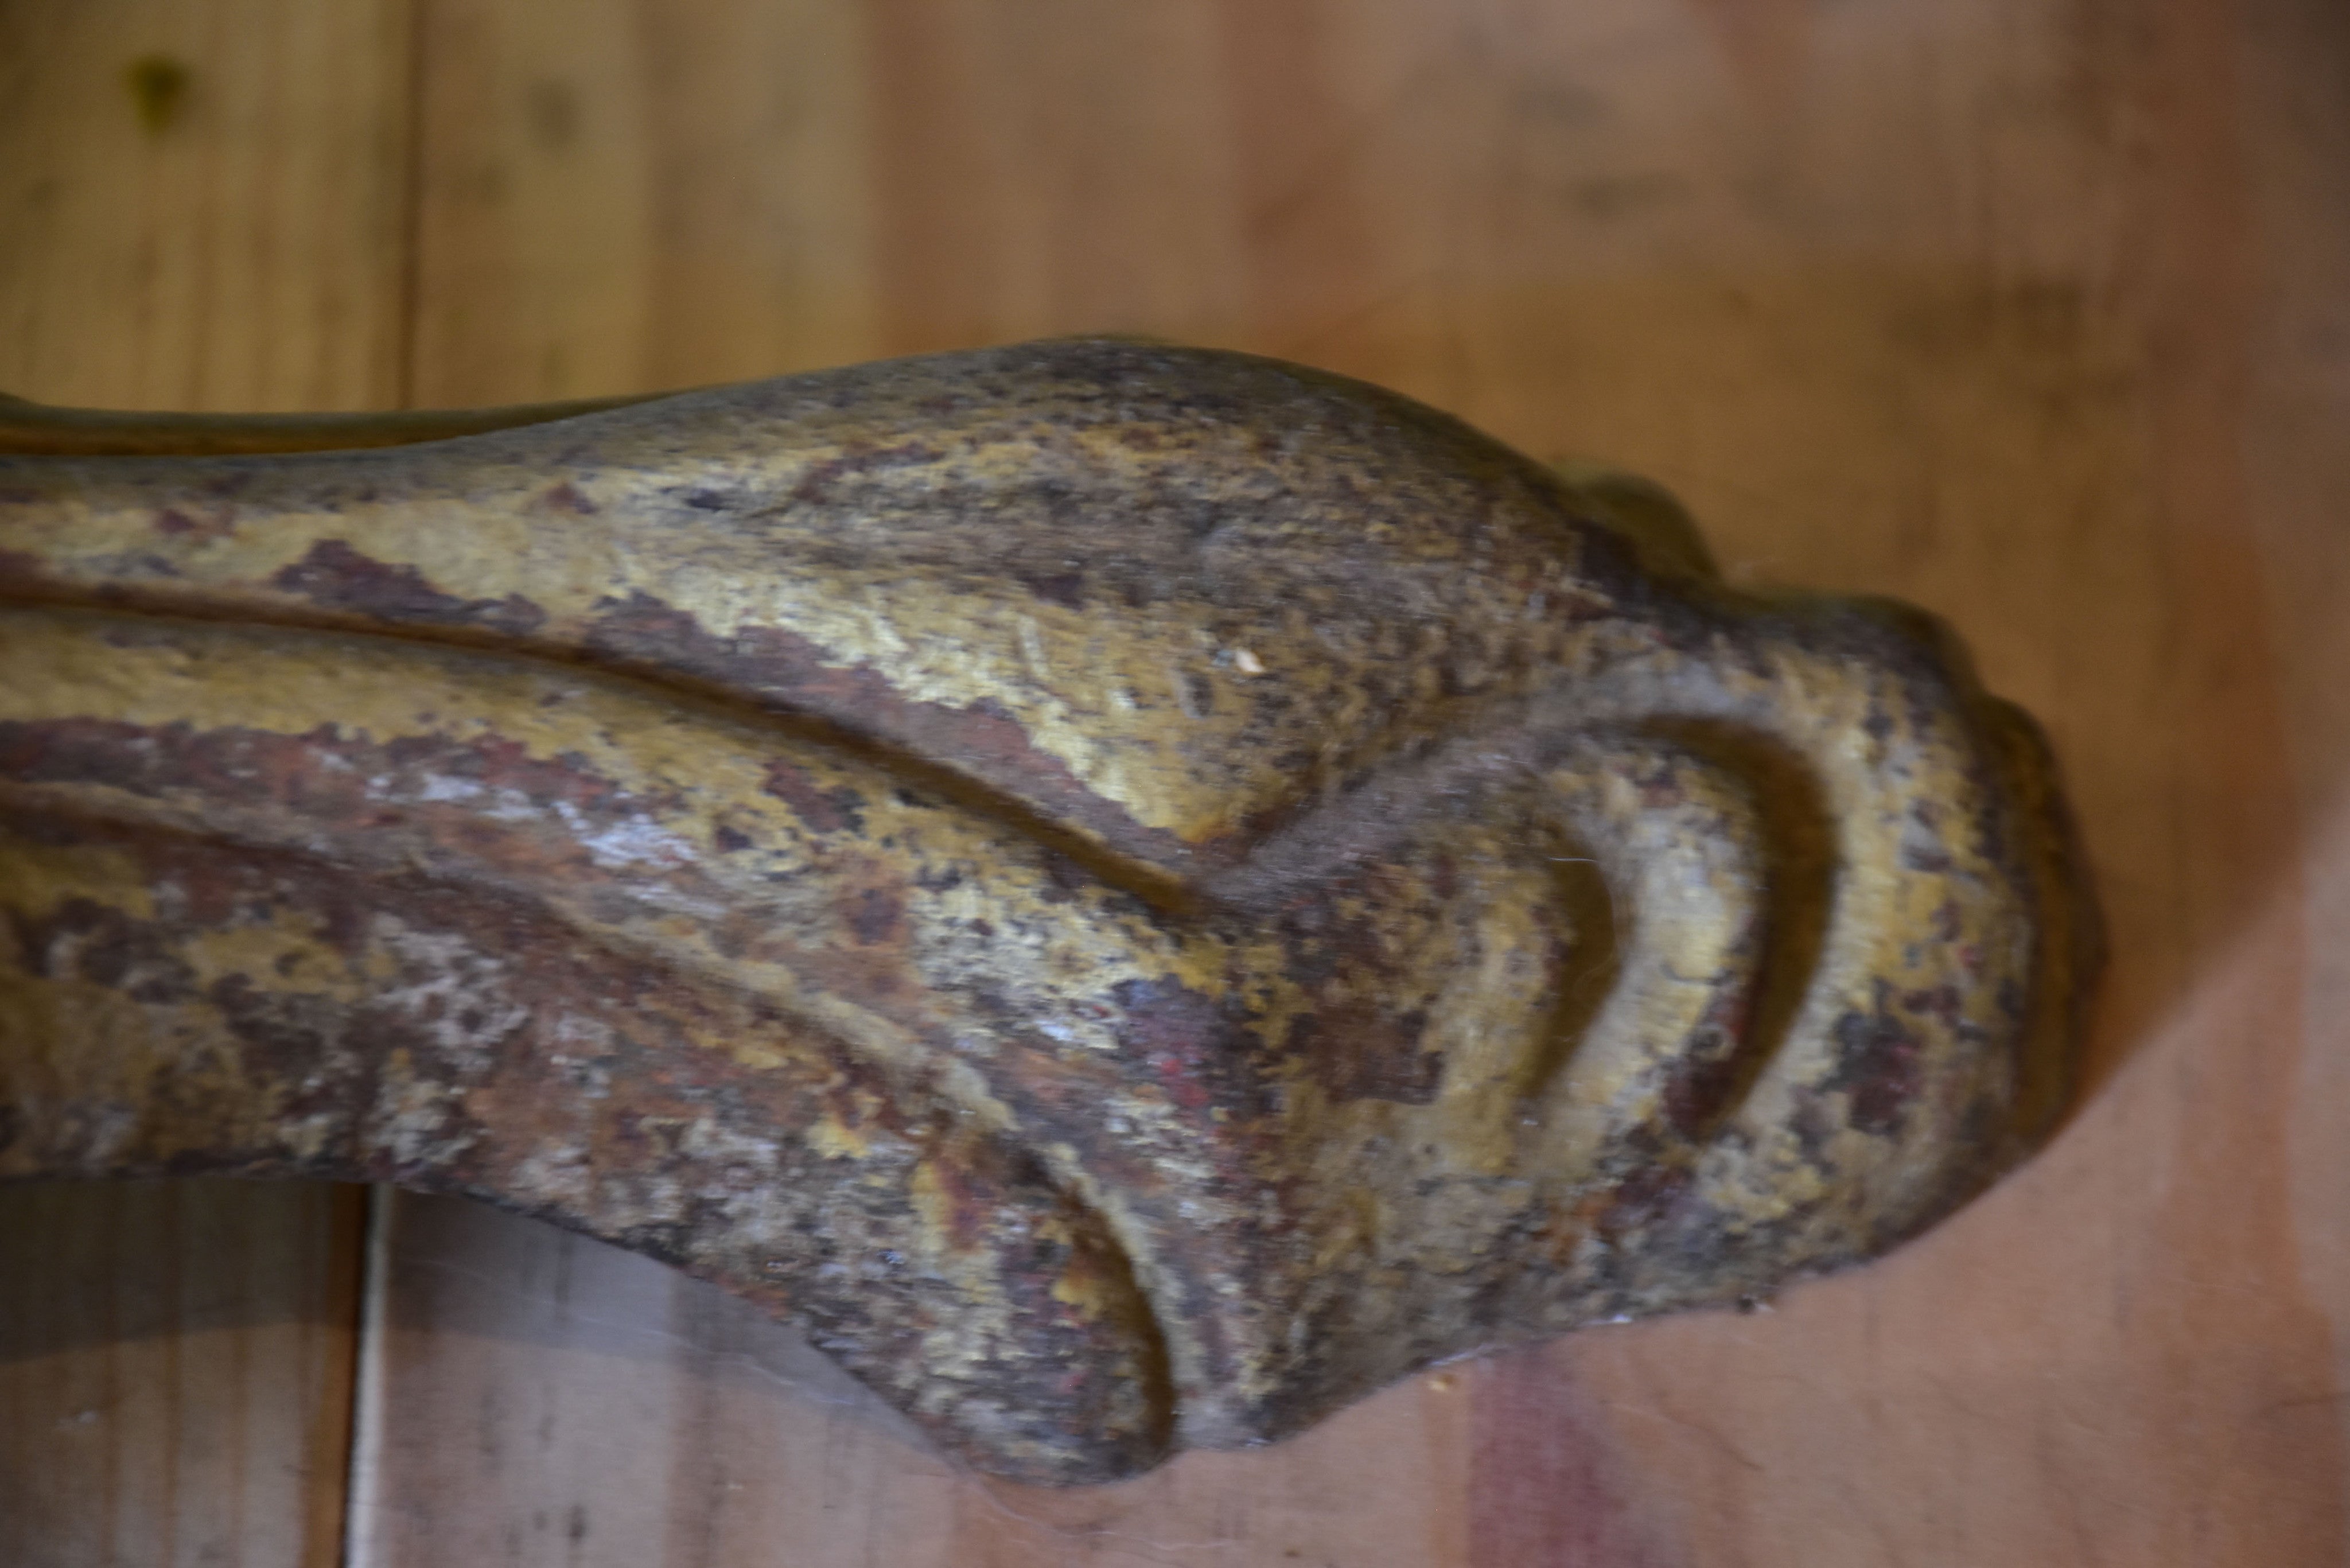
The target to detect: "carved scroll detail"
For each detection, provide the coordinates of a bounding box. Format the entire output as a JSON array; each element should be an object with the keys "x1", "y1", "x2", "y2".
[{"x1": 0, "y1": 340, "x2": 2096, "y2": 1482}]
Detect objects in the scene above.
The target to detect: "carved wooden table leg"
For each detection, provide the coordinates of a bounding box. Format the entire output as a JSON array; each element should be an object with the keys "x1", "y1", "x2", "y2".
[{"x1": 0, "y1": 337, "x2": 2096, "y2": 1483}]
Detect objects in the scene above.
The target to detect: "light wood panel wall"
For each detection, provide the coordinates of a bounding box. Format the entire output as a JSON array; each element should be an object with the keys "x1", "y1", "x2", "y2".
[{"x1": 6, "y1": 1, "x2": 2350, "y2": 1563}]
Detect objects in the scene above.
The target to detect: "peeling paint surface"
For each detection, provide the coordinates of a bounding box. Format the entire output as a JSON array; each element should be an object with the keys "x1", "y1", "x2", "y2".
[{"x1": 0, "y1": 339, "x2": 2096, "y2": 1483}]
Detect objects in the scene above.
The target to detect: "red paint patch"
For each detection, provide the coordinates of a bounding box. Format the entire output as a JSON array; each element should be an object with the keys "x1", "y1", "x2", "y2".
[
  {"x1": 1284, "y1": 1003, "x2": 1442, "y2": 1104},
  {"x1": 760, "y1": 758, "x2": 865, "y2": 833},
  {"x1": 539, "y1": 481, "x2": 598, "y2": 515},
  {"x1": 846, "y1": 885, "x2": 904, "y2": 945},
  {"x1": 1109, "y1": 975, "x2": 1269, "y2": 1119},
  {"x1": 269, "y1": 539, "x2": 547, "y2": 635},
  {"x1": 153, "y1": 506, "x2": 235, "y2": 544}
]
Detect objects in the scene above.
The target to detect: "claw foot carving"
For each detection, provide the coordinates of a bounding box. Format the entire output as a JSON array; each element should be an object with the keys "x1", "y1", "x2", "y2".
[{"x1": 0, "y1": 340, "x2": 2096, "y2": 1482}]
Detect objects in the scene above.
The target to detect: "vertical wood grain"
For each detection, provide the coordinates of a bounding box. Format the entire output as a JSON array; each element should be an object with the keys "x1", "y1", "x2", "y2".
[
  {"x1": 404, "y1": 0, "x2": 882, "y2": 403},
  {"x1": 0, "y1": 0, "x2": 414, "y2": 411},
  {"x1": 0, "y1": 1185, "x2": 363, "y2": 1568},
  {"x1": 865, "y1": 0, "x2": 1250, "y2": 353},
  {"x1": 0, "y1": 2, "x2": 410, "y2": 1563}
]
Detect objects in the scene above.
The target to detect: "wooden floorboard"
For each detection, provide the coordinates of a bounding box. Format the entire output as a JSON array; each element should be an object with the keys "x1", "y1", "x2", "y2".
[{"x1": 0, "y1": 1184, "x2": 364, "y2": 1568}]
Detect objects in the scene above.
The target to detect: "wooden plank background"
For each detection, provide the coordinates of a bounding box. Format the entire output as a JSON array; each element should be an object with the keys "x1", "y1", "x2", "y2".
[{"x1": 4, "y1": 0, "x2": 2349, "y2": 1562}]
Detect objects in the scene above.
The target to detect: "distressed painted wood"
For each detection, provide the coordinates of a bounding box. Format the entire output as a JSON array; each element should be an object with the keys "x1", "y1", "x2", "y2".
[{"x1": 10, "y1": 0, "x2": 2350, "y2": 1562}]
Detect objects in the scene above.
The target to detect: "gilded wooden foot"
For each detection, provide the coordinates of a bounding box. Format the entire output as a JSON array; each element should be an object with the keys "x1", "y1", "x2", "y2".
[{"x1": 0, "y1": 340, "x2": 2096, "y2": 1483}]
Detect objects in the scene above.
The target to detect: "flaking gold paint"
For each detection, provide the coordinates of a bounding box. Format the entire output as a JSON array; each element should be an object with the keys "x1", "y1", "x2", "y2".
[{"x1": 0, "y1": 340, "x2": 2094, "y2": 1483}]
